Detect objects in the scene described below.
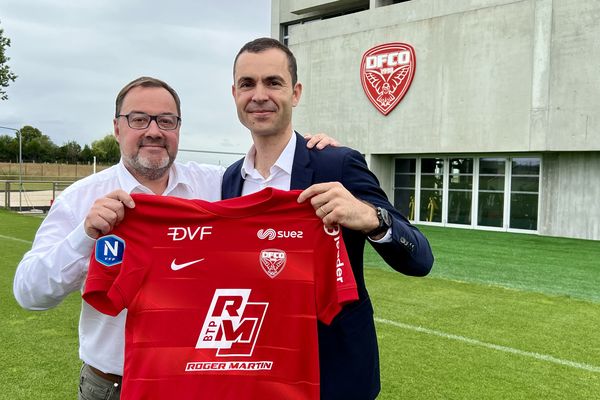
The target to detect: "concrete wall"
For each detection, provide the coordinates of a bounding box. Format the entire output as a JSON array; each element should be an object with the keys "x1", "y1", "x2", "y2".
[
  {"x1": 547, "y1": 0, "x2": 600, "y2": 151},
  {"x1": 274, "y1": 0, "x2": 600, "y2": 240},
  {"x1": 368, "y1": 153, "x2": 395, "y2": 199},
  {"x1": 540, "y1": 152, "x2": 600, "y2": 240},
  {"x1": 275, "y1": 0, "x2": 600, "y2": 155}
]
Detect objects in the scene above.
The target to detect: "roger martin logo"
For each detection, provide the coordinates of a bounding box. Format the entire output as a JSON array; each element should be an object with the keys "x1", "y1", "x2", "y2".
[{"x1": 360, "y1": 42, "x2": 416, "y2": 115}]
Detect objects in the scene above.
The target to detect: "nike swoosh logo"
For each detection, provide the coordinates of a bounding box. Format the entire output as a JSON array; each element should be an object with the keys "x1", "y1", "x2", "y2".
[{"x1": 170, "y1": 258, "x2": 205, "y2": 271}]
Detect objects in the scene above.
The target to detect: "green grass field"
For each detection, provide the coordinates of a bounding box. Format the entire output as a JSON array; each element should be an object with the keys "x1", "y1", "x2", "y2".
[{"x1": 1, "y1": 209, "x2": 599, "y2": 399}]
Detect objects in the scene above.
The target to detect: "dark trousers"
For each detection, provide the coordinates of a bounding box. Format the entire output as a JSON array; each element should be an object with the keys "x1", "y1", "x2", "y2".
[{"x1": 78, "y1": 363, "x2": 121, "y2": 400}]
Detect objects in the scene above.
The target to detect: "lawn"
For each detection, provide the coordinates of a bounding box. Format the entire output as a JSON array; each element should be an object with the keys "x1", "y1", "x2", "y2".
[{"x1": 1, "y1": 211, "x2": 599, "y2": 399}]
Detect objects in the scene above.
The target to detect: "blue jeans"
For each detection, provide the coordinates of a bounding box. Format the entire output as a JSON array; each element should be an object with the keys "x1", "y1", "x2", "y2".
[{"x1": 78, "y1": 364, "x2": 121, "y2": 400}]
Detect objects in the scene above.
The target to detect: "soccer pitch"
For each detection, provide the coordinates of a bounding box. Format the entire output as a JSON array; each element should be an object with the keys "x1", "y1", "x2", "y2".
[{"x1": 1, "y1": 209, "x2": 599, "y2": 399}]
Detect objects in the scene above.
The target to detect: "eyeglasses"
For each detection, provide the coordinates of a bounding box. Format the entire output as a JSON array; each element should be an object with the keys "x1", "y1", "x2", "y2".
[{"x1": 117, "y1": 112, "x2": 181, "y2": 130}]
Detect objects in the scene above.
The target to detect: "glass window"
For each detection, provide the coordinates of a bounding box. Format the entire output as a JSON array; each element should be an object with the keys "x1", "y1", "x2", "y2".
[
  {"x1": 478, "y1": 192, "x2": 505, "y2": 227},
  {"x1": 395, "y1": 158, "x2": 416, "y2": 174},
  {"x1": 421, "y1": 175, "x2": 442, "y2": 189},
  {"x1": 450, "y1": 158, "x2": 473, "y2": 174},
  {"x1": 420, "y1": 158, "x2": 444, "y2": 223},
  {"x1": 479, "y1": 176, "x2": 505, "y2": 191},
  {"x1": 448, "y1": 158, "x2": 473, "y2": 225},
  {"x1": 394, "y1": 159, "x2": 416, "y2": 220},
  {"x1": 480, "y1": 158, "x2": 505, "y2": 174},
  {"x1": 511, "y1": 176, "x2": 539, "y2": 192},
  {"x1": 395, "y1": 174, "x2": 415, "y2": 188},
  {"x1": 510, "y1": 193, "x2": 538, "y2": 230},
  {"x1": 509, "y1": 157, "x2": 540, "y2": 230},
  {"x1": 420, "y1": 189, "x2": 442, "y2": 222},
  {"x1": 421, "y1": 158, "x2": 443, "y2": 174},
  {"x1": 449, "y1": 175, "x2": 472, "y2": 190},
  {"x1": 511, "y1": 158, "x2": 540, "y2": 175},
  {"x1": 394, "y1": 155, "x2": 539, "y2": 232},
  {"x1": 448, "y1": 191, "x2": 472, "y2": 224},
  {"x1": 478, "y1": 158, "x2": 505, "y2": 227},
  {"x1": 394, "y1": 189, "x2": 415, "y2": 220}
]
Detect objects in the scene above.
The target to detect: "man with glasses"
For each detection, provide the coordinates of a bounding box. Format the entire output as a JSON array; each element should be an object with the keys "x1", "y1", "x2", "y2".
[{"x1": 13, "y1": 76, "x2": 334, "y2": 399}]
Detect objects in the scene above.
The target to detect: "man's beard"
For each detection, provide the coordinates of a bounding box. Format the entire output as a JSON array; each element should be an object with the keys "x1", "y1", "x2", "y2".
[{"x1": 123, "y1": 146, "x2": 175, "y2": 181}]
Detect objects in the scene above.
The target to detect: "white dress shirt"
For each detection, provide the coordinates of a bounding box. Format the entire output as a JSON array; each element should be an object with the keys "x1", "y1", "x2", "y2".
[
  {"x1": 241, "y1": 133, "x2": 296, "y2": 195},
  {"x1": 13, "y1": 160, "x2": 224, "y2": 375},
  {"x1": 239, "y1": 132, "x2": 392, "y2": 242}
]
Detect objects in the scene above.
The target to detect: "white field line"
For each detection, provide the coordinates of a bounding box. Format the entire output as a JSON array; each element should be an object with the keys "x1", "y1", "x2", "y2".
[
  {"x1": 375, "y1": 317, "x2": 600, "y2": 373},
  {"x1": 0, "y1": 234, "x2": 32, "y2": 244}
]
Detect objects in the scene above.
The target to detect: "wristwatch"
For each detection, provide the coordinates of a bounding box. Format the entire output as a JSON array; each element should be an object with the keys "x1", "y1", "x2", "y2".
[{"x1": 366, "y1": 207, "x2": 392, "y2": 238}]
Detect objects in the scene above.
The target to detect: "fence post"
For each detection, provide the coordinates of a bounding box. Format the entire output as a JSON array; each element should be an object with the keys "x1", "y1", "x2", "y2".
[{"x1": 4, "y1": 181, "x2": 8, "y2": 209}]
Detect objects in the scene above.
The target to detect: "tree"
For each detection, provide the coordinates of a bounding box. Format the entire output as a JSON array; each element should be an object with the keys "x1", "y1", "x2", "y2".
[
  {"x1": 0, "y1": 133, "x2": 17, "y2": 162},
  {"x1": 91, "y1": 134, "x2": 120, "y2": 164},
  {"x1": 79, "y1": 144, "x2": 93, "y2": 163},
  {"x1": 59, "y1": 140, "x2": 82, "y2": 163},
  {"x1": 23, "y1": 134, "x2": 57, "y2": 162},
  {"x1": 0, "y1": 21, "x2": 17, "y2": 101},
  {"x1": 18, "y1": 125, "x2": 57, "y2": 162},
  {"x1": 19, "y1": 125, "x2": 43, "y2": 143}
]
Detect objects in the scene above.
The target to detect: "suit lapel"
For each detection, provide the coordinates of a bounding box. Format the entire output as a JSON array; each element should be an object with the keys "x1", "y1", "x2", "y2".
[
  {"x1": 290, "y1": 132, "x2": 314, "y2": 190},
  {"x1": 222, "y1": 159, "x2": 245, "y2": 199},
  {"x1": 230, "y1": 173, "x2": 244, "y2": 197}
]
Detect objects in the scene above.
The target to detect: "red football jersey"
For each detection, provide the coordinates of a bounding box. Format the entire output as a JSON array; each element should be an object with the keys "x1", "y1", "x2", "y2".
[{"x1": 83, "y1": 188, "x2": 358, "y2": 400}]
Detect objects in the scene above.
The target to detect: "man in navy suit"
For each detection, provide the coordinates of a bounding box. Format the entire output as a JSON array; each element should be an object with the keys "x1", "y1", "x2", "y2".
[{"x1": 222, "y1": 37, "x2": 434, "y2": 400}]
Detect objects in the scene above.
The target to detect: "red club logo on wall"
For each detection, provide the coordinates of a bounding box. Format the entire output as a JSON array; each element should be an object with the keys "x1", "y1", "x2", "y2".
[{"x1": 360, "y1": 42, "x2": 416, "y2": 115}]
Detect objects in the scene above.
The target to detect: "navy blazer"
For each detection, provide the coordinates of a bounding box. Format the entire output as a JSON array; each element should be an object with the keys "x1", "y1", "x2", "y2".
[{"x1": 222, "y1": 132, "x2": 434, "y2": 400}]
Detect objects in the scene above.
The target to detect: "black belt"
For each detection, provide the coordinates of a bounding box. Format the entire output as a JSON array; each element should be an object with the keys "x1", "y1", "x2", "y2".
[{"x1": 88, "y1": 364, "x2": 122, "y2": 384}]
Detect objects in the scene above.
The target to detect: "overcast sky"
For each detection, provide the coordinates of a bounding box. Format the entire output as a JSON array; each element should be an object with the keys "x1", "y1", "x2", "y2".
[{"x1": 0, "y1": 0, "x2": 271, "y2": 164}]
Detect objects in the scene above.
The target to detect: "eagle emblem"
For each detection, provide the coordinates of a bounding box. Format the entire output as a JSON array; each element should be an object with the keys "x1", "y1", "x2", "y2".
[{"x1": 360, "y1": 43, "x2": 416, "y2": 115}]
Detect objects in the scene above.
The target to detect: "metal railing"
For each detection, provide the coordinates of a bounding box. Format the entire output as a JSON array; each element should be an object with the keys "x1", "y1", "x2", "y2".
[{"x1": 1, "y1": 180, "x2": 75, "y2": 212}]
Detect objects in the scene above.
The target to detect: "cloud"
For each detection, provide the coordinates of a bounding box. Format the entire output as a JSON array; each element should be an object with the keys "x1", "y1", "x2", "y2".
[{"x1": 0, "y1": 0, "x2": 270, "y2": 163}]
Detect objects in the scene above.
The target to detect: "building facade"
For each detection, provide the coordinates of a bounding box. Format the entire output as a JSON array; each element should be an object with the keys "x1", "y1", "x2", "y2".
[{"x1": 272, "y1": 0, "x2": 600, "y2": 240}]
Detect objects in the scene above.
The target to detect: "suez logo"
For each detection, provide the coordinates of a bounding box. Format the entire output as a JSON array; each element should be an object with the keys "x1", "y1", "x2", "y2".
[
  {"x1": 186, "y1": 289, "x2": 272, "y2": 372},
  {"x1": 256, "y1": 228, "x2": 303, "y2": 240},
  {"x1": 360, "y1": 42, "x2": 416, "y2": 116}
]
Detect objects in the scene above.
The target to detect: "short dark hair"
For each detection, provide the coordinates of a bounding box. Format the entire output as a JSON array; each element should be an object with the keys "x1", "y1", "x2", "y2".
[
  {"x1": 115, "y1": 76, "x2": 181, "y2": 117},
  {"x1": 233, "y1": 37, "x2": 298, "y2": 85}
]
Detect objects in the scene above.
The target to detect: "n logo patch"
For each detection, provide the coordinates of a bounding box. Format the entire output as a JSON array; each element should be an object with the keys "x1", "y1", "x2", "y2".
[{"x1": 95, "y1": 235, "x2": 125, "y2": 267}]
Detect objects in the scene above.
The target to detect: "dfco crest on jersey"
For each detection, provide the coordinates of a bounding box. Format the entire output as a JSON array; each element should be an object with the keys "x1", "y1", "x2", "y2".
[
  {"x1": 360, "y1": 42, "x2": 416, "y2": 115},
  {"x1": 259, "y1": 249, "x2": 286, "y2": 278}
]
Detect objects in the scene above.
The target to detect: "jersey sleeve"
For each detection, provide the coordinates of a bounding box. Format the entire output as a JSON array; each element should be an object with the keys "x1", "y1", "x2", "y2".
[
  {"x1": 83, "y1": 232, "x2": 146, "y2": 317},
  {"x1": 315, "y1": 225, "x2": 358, "y2": 325},
  {"x1": 83, "y1": 234, "x2": 126, "y2": 316}
]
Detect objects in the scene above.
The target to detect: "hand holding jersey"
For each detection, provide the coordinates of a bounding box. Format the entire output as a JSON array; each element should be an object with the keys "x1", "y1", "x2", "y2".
[
  {"x1": 84, "y1": 190, "x2": 136, "y2": 239},
  {"x1": 84, "y1": 189, "x2": 358, "y2": 399},
  {"x1": 82, "y1": 131, "x2": 339, "y2": 241},
  {"x1": 298, "y1": 182, "x2": 381, "y2": 236}
]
